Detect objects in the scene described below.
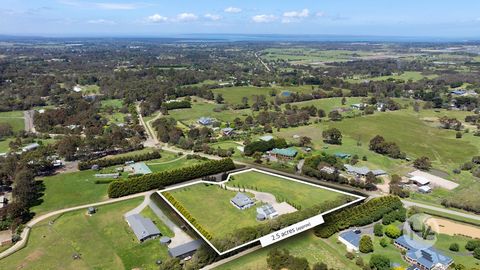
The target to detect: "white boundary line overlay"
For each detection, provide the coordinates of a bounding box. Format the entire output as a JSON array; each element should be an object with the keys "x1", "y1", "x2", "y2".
[{"x1": 157, "y1": 168, "x2": 365, "y2": 255}]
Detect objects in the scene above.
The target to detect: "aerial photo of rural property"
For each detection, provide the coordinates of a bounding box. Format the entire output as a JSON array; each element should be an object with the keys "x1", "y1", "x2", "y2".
[{"x1": 3, "y1": 1, "x2": 480, "y2": 270}]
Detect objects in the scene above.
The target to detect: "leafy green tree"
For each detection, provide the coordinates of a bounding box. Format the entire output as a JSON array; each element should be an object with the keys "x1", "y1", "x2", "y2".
[
  {"x1": 384, "y1": 224, "x2": 402, "y2": 239},
  {"x1": 374, "y1": 223, "x2": 383, "y2": 237},
  {"x1": 369, "y1": 254, "x2": 390, "y2": 270},
  {"x1": 328, "y1": 110, "x2": 343, "y2": 121},
  {"x1": 359, "y1": 235, "x2": 374, "y2": 253},
  {"x1": 449, "y1": 243, "x2": 459, "y2": 252},
  {"x1": 413, "y1": 156, "x2": 432, "y2": 171},
  {"x1": 322, "y1": 128, "x2": 342, "y2": 145},
  {"x1": 380, "y1": 237, "x2": 389, "y2": 247},
  {"x1": 474, "y1": 247, "x2": 480, "y2": 260}
]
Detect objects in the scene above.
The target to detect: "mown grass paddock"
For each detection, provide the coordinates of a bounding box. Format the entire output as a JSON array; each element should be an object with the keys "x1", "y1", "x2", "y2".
[
  {"x1": 161, "y1": 169, "x2": 358, "y2": 252},
  {"x1": 0, "y1": 198, "x2": 174, "y2": 270}
]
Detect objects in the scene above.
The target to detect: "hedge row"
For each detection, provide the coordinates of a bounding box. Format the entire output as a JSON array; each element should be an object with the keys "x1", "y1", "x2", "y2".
[
  {"x1": 164, "y1": 100, "x2": 191, "y2": 110},
  {"x1": 163, "y1": 191, "x2": 213, "y2": 240},
  {"x1": 313, "y1": 196, "x2": 402, "y2": 238},
  {"x1": 78, "y1": 151, "x2": 161, "y2": 170},
  {"x1": 107, "y1": 158, "x2": 236, "y2": 198}
]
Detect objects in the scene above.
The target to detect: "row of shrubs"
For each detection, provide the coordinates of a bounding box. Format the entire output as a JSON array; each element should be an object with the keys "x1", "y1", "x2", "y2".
[
  {"x1": 163, "y1": 191, "x2": 213, "y2": 240},
  {"x1": 107, "y1": 158, "x2": 236, "y2": 198},
  {"x1": 78, "y1": 151, "x2": 161, "y2": 170},
  {"x1": 164, "y1": 100, "x2": 191, "y2": 110},
  {"x1": 212, "y1": 196, "x2": 355, "y2": 252},
  {"x1": 314, "y1": 196, "x2": 403, "y2": 238}
]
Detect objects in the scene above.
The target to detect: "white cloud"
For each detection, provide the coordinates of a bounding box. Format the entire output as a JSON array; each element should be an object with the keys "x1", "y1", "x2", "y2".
[
  {"x1": 205, "y1": 13, "x2": 222, "y2": 21},
  {"x1": 87, "y1": 19, "x2": 116, "y2": 25},
  {"x1": 224, "y1": 7, "x2": 242, "y2": 13},
  {"x1": 282, "y1": 9, "x2": 309, "y2": 23},
  {"x1": 94, "y1": 2, "x2": 138, "y2": 10},
  {"x1": 176, "y1": 13, "x2": 198, "y2": 22},
  {"x1": 147, "y1": 14, "x2": 168, "y2": 23},
  {"x1": 59, "y1": 1, "x2": 141, "y2": 10},
  {"x1": 316, "y1": 11, "x2": 326, "y2": 17},
  {"x1": 252, "y1": 14, "x2": 276, "y2": 23}
]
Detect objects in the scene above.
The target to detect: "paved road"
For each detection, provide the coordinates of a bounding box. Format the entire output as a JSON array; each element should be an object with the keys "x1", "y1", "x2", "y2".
[
  {"x1": 23, "y1": 110, "x2": 35, "y2": 133},
  {"x1": 147, "y1": 195, "x2": 193, "y2": 248},
  {"x1": 255, "y1": 52, "x2": 271, "y2": 72},
  {"x1": 0, "y1": 191, "x2": 151, "y2": 260},
  {"x1": 402, "y1": 200, "x2": 480, "y2": 221}
]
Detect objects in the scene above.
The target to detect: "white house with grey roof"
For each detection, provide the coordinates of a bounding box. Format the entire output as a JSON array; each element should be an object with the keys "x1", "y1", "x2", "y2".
[
  {"x1": 230, "y1": 192, "x2": 255, "y2": 210},
  {"x1": 125, "y1": 214, "x2": 161, "y2": 242}
]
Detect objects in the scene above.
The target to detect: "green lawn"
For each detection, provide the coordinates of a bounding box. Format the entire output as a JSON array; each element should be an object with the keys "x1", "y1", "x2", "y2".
[
  {"x1": 0, "y1": 198, "x2": 173, "y2": 270},
  {"x1": 284, "y1": 97, "x2": 365, "y2": 114},
  {"x1": 346, "y1": 71, "x2": 438, "y2": 83},
  {"x1": 261, "y1": 48, "x2": 373, "y2": 64},
  {"x1": 212, "y1": 86, "x2": 314, "y2": 105},
  {"x1": 216, "y1": 231, "x2": 358, "y2": 270},
  {"x1": 101, "y1": 99, "x2": 124, "y2": 109},
  {"x1": 32, "y1": 150, "x2": 198, "y2": 215},
  {"x1": 227, "y1": 170, "x2": 351, "y2": 209},
  {"x1": 165, "y1": 184, "x2": 259, "y2": 239},
  {"x1": 167, "y1": 100, "x2": 250, "y2": 124},
  {"x1": 433, "y1": 234, "x2": 480, "y2": 268},
  {"x1": 0, "y1": 110, "x2": 24, "y2": 132},
  {"x1": 32, "y1": 169, "x2": 110, "y2": 215}
]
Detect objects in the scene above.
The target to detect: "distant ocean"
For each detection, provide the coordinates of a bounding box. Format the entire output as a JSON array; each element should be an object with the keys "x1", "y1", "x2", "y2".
[{"x1": 0, "y1": 33, "x2": 478, "y2": 43}]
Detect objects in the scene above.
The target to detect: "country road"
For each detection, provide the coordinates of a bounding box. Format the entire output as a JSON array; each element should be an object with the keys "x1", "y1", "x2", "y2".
[
  {"x1": 255, "y1": 51, "x2": 271, "y2": 72},
  {"x1": 402, "y1": 200, "x2": 480, "y2": 221}
]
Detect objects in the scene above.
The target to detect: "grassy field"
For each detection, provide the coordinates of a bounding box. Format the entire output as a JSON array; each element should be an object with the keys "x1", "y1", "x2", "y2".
[
  {"x1": 32, "y1": 150, "x2": 201, "y2": 215},
  {"x1": 212, "y1": 85, "x2": 315, "y2": 105},
  {"x1": 0, "y1": 110, "x2": 24, "y2": 132},
  {"x1": 80, "y1": 84, "x2": 100, "y2": 94},
  {"x1": 284, "y1": 97, "x2": 365, "y2": 114},
  {"x1": 227, "y1": 170, "x2": 351, "y2": 209},
  {"x1": 0, "y1": 198, "x2": 174, "y2": 270},
  {"x1": 31, "y1": 169, "x2": 110, "y2": 215},
  {"x1": 101, "y1": 99, "x2": 124, "y2": 109},
  {"x1": 165, "y1": 184, "x2": 259, "y2": 239},
  {"x1": 216, "y1": 231, "x2": 358, "y2": 270},
  {"x1": 261, "y1": 48, "x2": 373, "y2": 64},
  {"x1": 346, "y1": 71, "x2": 438, "y2": 83},
  {"x1": 167, "y1": 100, "x2": 251, "y2": 124}
]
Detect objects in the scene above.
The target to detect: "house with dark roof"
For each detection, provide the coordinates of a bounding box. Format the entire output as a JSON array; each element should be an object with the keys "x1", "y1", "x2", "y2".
[
  {"x1": 230, "y1": 192, "x2": 255, "y2": 210},
  {"x1": 168, "y1": 240, "x2": 203, "y2": 259},
  {"x1": 394, "y1": 235, "x2": 453, "y2": 270},
  {"x1": 125, "y1": 214, "x2": 161, "y2": 242}
]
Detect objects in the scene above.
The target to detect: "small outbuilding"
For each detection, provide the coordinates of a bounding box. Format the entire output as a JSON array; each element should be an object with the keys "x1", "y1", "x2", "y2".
[
  {"x1": 257, "y1": 204, "x2": 278, "y2": 219},
  {"x1": 160, "y1": 236, "x2": 171, "y2": 245},
  {"x1": 418, "y1": 185, "x2": 432, "y2": 193},
  {"x1": 87, "y1": 207, "x2": 96, "y2": 215},
  {"x1": 410, "y1": 175, "x2": 430, "y2": 186},
  {"x1": 270, "y1": 148, "x2": 298, "y2": 160},
  {"x1": 168, "y1": 240, "x2": 203, "y2": 259},
  {"x1": 338, "y1": 229, "x2": 363, "y2": 252}
]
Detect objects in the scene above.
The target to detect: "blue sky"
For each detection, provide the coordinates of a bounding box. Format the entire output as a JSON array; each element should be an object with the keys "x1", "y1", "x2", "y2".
[{"x1": 1, "y1": 0, "x2": 480, "y2": 37}]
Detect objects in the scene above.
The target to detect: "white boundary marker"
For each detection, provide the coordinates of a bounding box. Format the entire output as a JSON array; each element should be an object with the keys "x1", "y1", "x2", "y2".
[{"x1": 157, "y1": 168, "x2": 365, "y2": 255}]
